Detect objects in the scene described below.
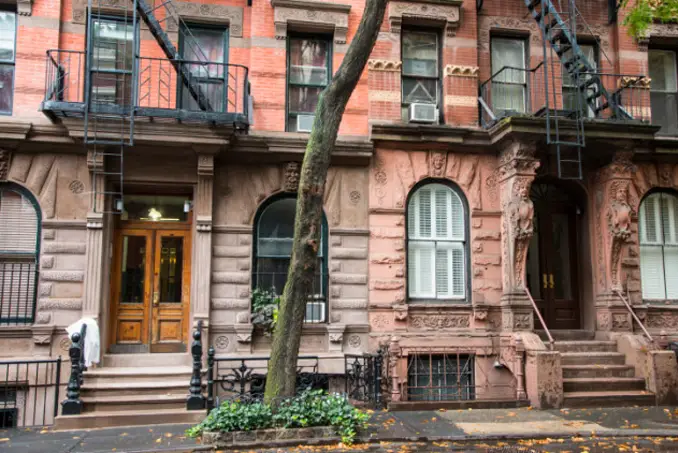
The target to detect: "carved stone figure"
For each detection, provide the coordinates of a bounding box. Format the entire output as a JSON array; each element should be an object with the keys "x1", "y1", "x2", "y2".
[{"x1": 607, "y1": 181, "x2": 632, "y2": 290}]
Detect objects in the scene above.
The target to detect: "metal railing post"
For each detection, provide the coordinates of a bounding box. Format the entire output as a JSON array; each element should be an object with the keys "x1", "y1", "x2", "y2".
[
  {"x1": 186, "y1": 320, "x2": 205, "y2": 410},
  {"x1": 61, "y1": 324, "x2": 86, "y2": 415},
  {"x1": 206, "y1": 346, "x2": 215, "y2": 412}
]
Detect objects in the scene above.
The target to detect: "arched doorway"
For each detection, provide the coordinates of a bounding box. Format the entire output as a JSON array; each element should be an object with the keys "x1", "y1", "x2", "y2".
[{"x1": 526, "y1": 182, "x2": 582, "y2": 330}]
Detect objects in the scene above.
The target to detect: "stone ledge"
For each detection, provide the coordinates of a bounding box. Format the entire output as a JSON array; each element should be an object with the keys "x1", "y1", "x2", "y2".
[{"x1": 203, "y1": 426, "x2": 337, "y2": 448}]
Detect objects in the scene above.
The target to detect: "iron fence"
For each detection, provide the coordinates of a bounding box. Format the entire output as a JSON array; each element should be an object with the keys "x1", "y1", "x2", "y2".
[
  {"x1": 344, "y1": 350, "x2": 388, "y2": 409},
  {"x1": 0, "y1": 358, "x2": 62, "y2": 428},
  {"x1": 0, "y1": 261, "x2": 39, "y2": 325}
]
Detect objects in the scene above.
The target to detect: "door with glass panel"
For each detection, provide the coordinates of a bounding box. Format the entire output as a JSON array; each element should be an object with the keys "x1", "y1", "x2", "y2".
[
  {"x1": 526, "y1": 184, "x2": 580, "y2": 330},
  {"x1": 110, "y1": 228, "x2": 191, "y2": 353}
]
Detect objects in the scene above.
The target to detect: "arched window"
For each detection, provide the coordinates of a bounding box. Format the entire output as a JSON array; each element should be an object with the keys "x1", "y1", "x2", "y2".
[
  {"x1": 0, "y1": 183, "x2": 40, "y2": 324},
  {"x1": 639, "y1": 191, "x2": 678, "y2": 300},
  {"x1": 253, "y1": 196, "x2": 328, "y2": 322},
  {"x1": 407, "y1": 182, "x2": 468, "y2": 300}
]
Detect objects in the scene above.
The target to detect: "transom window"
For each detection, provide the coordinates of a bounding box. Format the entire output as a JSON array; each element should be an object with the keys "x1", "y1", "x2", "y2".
[
  {"x1": 401, "y1": 30, "x2": 439, "y2": 107},
  {"x1": 491, "y1": 37, "x2": 527, "y2": 116},
  {"x1": 639, "y1": 192, "x2": 678, "y2": 300},
  {"x1": 0, "y1": 11, "x2": 16, "y2": 114},
  {"x1": 253, "y1": 197, "x2": 327, "y2": 322},
  {"x1": 90, "y1": 16, "x2": 135, "y2": 105},
  {"x1": 407, "y1": 183, "x2": 467, "y2": 300},
  {"x1": 287, "y1": 36, "x2": 331, "y2": 132},
  {"x1": 179, "y1": 25, "x2": 229, "y2": 112},
  {"x1": 0, "y1": 184, "x2": 40, "y2": 325}
]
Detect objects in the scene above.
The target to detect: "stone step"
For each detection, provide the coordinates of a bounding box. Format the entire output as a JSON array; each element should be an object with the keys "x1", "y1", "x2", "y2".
[
  {"x1": 55, "y1": 408, "x2": 205, "y2": 430},
  {"x1": 84, "y1": 366, "x2": 192, "y2": 385},
  {"x1": 562, "y1": 390, "x2": 656, "y2": 408},
  {"x1": 103, "y1": 353, "x2": 190, "y2": 368},
  {"x1": 538, "y1": 330, "x2": 595, "y2": 342},
  {"x1": 81, "y1": 394, "x2": 187, "y2": 413},
  {"x1": 561, "y1": 352, "x2": 626, "y2": 366},
  {"x1": 562, "y1": 364, "x2": 636, "y2": 379},
  {"x1": 563, "y1": 377, "x2": 647, "y2": 393},
  {"x1": 554, "y1": 341, "x2": 617, "y2": 353},
  {"x1": 81, "y1": 381, "x2": 190, "y2": 397}
]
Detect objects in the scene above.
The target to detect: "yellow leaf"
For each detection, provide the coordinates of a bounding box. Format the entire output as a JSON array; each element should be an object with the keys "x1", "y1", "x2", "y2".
[
  {"x1": 155, "y1": 438, "x2": 162, "y2": 444},
  {"x1": 0, "y1": 438, "x2": 9, "y2": 442},
  {"x1": 507, "y1": 412, "x2": 516, "y2": 417},
  {"x1": 438, "y1": 408, "x2": 447, "y2": 412},
  {"x1": 39, "y1": 430, "x2": 48, "y2": 434},
  {"x1": 165, "y1": 433, "x2": 173, "y2": 438}
]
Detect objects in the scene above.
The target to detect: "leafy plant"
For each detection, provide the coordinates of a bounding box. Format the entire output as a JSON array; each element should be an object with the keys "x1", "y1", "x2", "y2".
[
  {"x1": 186, "y1": 390, "x2": 370, "y2": 446},
  {"x1": 250, "y1": 288, "x2": 280, "y2": 336},
  {"x1": 621, "y1": 0, "x2": 678, "y2": 38}
]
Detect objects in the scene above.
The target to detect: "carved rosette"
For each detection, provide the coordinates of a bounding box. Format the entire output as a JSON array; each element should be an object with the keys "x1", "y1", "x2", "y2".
[
  {"x1": 388, "y1": 1, "x2": 461, "y2": 38},
  {"x1": 0, "y1": 149, "x2": 10, "y2": 181},
  {"x1": 409, "y1": 314, "x2": 470, "y2": 329}
]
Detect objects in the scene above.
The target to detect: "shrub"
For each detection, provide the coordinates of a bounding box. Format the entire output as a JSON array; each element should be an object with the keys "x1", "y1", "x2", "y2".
[
  {"x1": 186, "y1": 390, "x2": 370, "y2": 445},
  {"x1": 250, "y1": 288, "x2": 280, "y2": 335}
]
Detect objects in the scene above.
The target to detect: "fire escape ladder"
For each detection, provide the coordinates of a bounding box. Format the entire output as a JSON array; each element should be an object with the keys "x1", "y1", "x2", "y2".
[{"x1": 135, "y1": 0, "x2": 213, "y2": 112}]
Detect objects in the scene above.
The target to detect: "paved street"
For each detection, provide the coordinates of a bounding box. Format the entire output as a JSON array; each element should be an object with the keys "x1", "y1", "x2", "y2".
[{"x1": 2, "y1": 406, "x2": 678, "y2": 452}]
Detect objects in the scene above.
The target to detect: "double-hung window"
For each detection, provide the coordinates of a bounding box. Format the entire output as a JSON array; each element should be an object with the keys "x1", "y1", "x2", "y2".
[
  {"x1": 491, "y1": 37, "x2": 527, "y2": 116},
  {"x1": 287, "y1": 36, "x2": 331, "y2": 132},
  {"x1": 401, "y1": 30, "x2": 440, "y2": 112},
  {"x1": 562, "y1": 44, "x2": 598, "y2": 118},
  {"x1": 407, "y1": 183, "x2": 467, "y2": 300},
  {"x1": 639, "y1": 192, "x2": 678, "y2": 300},
  {"x1": 180, "y1": 26, "x2": 228, "y2": 112},
  {"x1": 649, "y1": 49, "x2": 678, "y2": 135},
  {"x1": 90, "y1": 17, "x2": 135, "y2": 105},
  {"x1": 0, "y1": 10, "x2": 16, "y2": 114}
]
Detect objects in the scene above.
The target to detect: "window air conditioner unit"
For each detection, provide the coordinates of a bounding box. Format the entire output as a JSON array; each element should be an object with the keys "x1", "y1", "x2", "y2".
[
  {"x1": 304, "y1": 301, "x2": 326, "y2": 323},
  {"x1": 297, "y1": 114, "x2": 315, "y2": 132},
  {"x1": 408, "y1": 103, "x2": 438, "y2": 123}
]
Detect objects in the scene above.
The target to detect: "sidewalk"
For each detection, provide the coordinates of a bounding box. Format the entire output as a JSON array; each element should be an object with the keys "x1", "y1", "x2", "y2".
[{"x1": 2, "y1": 406, "x2": 678, "y2": 453}]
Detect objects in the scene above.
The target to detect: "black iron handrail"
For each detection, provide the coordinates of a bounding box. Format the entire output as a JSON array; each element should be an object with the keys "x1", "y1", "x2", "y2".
[
  {"x1": 186, "y1": 320, "x2": 205, "y2": 410},
  {"x1": 61, "y1": 323, "x2": 87, "y2": 415}
]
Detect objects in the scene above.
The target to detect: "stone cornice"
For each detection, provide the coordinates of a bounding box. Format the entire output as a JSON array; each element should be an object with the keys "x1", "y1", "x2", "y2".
[
  {"x1": 388, "y1": 0, "x2": 462, "y2": 37},
  {"x1": 271, "y1": 0, "x2": 351, "y2": 44},
  {"x1": 270, "y1": 0, "x2": 351, "y2": 13}
]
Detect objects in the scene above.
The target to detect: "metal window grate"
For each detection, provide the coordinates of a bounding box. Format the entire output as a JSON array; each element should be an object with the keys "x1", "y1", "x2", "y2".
[{"x1": 407, "y1": 353, "x2": 475, "y2": 401}]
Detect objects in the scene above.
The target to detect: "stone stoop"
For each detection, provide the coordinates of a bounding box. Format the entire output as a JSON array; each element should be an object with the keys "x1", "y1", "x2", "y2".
[
  {"x1": 556, "y1": 340, "x2": 656, "y2": 408},
  {"x1": 55, "y1": 366, "x2": 206, "y2": 430}
]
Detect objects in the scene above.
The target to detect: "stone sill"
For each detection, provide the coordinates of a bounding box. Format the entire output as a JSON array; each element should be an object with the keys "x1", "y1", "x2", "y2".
[{"x1": 203, "y1": 426, "x2": 338, "y2": 448}]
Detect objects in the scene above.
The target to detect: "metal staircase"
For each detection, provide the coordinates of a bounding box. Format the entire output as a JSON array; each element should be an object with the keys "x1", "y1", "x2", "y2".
[
  {"x1": 85, "y1": 0, "x2": 217, "y2": 213},
  {"x1": 523, "y1": 0, "x2": 631, "y2": 179}
]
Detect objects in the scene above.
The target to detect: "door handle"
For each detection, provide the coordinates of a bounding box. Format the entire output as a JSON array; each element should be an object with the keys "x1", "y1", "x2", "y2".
[
  {"x1": 153, "y1": 291, "x2": 159, "y2": 306},
  {"x1": 542, "y1": 274, "x2": 548, "y2": 289},
  {"x1": 549, "y1": 274, "x2": 555, "y2": 289}
]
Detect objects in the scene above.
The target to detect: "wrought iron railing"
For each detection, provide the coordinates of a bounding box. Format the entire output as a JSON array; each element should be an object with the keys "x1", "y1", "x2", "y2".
[
  {"x1": 345, "y1": 350, "x2": 388, "y2": 408},
  {"x1": 0, "y1": 358, "x2": 62, "y2": 427},
  {"x1": 61, "y1": 323, "x2": 87, "y2": 415},
  {"x1": 0, "y1": 260, "x2": 39, "y2": 325},
  {"x1": 187, "y1": 320, "x2": 205, "y2": 410},
  {"x1": 205, "y1": 349, "x2": 327, "y2": 410},
  {"x1": 479, "y1": 63, "x2": 651, "y2": 127},
  {"x1": 42, "y1": 50, "x2": 250, "y2": 124}
]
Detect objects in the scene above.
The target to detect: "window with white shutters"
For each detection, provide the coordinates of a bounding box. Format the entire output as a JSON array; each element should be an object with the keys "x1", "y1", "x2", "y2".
[
  {"x1": 407, "y1": 183, "x2": 467, "y2": 300},
  {"x1": 639, "y1": 192, "x2": 678, "y2": 300},
  {"x1": 0, "y1": 183, "x2": 40, "y2": 325}
]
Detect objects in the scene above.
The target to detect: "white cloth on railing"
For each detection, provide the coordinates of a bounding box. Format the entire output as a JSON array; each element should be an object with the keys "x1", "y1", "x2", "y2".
[{"x1": 66, "y1": 318, "x2": 100, "y2": 368}]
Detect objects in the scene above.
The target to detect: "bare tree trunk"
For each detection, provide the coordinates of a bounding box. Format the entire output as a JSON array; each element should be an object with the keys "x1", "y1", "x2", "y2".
[{"x1": 264, "y1": 0, "x2": 389, "y2": 402}]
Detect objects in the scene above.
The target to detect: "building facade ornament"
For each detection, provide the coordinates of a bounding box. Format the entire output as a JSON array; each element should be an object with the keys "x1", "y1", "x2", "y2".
[
  {"x1": 0, "y1": 149, "x2": 9, "y2": 180},
  {"x1": 444, "y1": 65, "x2": 479, "y2": 78},
  {"x1": 283, "y1": 162, "x2": 301, "y2": 192},
  {"x1": 388, "y1": 0, "x2": 462, "y2": 37},
  {"x1": 271, "y1": 0, "x2": 351, "y2": 44},
  {"x1": 409, "y1": 314, "x2": 470, "y2": 329},
  {"x1": 367, "y1": 60, "x2": 402, "y2": 72},
  {"x1": 17, "y1": 0, "x2": 33, "y2": 15}
]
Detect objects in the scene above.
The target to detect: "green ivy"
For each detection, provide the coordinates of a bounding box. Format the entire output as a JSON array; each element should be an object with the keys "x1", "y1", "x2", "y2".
[
  {"x1": 186, "y1": 390, "x2": 371, "y2": 445},
  {"x1": 622, "y1": 0, "x2": 678, "y2": 38},
  {"x1": 250, "y1": 288, "x2": 280, "y2": 336}
]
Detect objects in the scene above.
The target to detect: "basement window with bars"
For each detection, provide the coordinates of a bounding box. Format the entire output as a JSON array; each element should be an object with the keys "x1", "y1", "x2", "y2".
[
  {"x1": 407, "y1": 354, "x2": 475, "y2": 401},
  {"x1": 253, "y1": 196, "x2": 328, "y2": 322},
  {"x1": 0, "y1": 183, "x2": 40, "y2": 325},
  {"x1": 639, "y1": 192, "x2": 678, "y2": 300},
  {"x1": 407, "y1": 183, "x2": 468, "y2": 301}
]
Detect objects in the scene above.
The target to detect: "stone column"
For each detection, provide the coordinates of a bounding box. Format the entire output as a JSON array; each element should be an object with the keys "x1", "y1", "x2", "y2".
[
  {"x1": 498, "y1": 140, "x2": 540, "y2": 332},
  {"x1": 594, "y1": 151, "x2": 636, "y2": 332},
  {"x1": 192, "y1": 153, "x2": 215, "y2": 330},
  {"x1": 82, "y1": 151, "x2": 106, "y2": 323}
]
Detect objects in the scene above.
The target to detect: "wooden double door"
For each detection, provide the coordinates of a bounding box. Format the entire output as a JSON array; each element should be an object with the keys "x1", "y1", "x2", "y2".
[
  {"x1": 109, "y1": 226, "x2": 191, "y2": 353},
  {"x1": 526, "y1": 183, "x2": 581, "y2": 330}
]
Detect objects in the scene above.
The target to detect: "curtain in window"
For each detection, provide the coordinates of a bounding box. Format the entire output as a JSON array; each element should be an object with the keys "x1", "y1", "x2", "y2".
[
  {"x1": 407, "y1": 184, "x2": 466, "y2": 299},
  {"x1": 0, "y1": 186, "x2": 39, "y2": 324},
  {"x1": 491, "y1": 38, "x2": 526, "y2": 114},
  {"x1": 401, "y1": 31, "x2": 438, "y2": 105},
  {"x1": 639, "y1": 192, "x2": 678, "y2": 300}
]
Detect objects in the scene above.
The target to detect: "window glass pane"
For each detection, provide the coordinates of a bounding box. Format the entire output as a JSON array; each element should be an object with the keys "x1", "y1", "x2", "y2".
[
  {"x1": 120, "y1": 236, "x2": 146, "y2": 304},
  {"x1": 289, "y1": 39, "x2": 329, "y2": 85},
  {"x1": 121, "y1": 195, "x2": 189, "y2": 222},
  {"x1": 641, "y1": 245, "x2": 666, "y2": 299},
  {"x1": 181, "y1": 80, "x2": 225, "y2": 112},
  {"x1": 664, "y1": 245, "x2": 678, "y2": 299},
  {"x1": 640, "y1": 194, "x2": 661, "y2": 243},
  {"x1": 92, "y1": 19, "x2": 134, "y2": 71},
  {"x1": 563, "y1": 44, "x2": 596, "y2": 86},
  {"x1": 158, "y1": 237, "x2": 183, "y2": 303},
  {"x1": 491, "y1": 83, "x2": 525, "y2": 113},
  {"x1": 288, "y1": 86, "x2": 323, "y2": 113},
  {"x1": 491, "y1": 38, "x2": 525, "y2": 83},
  {"x1": 649, "y1": 50, "x2": 677, "y2": 93},
  {"x1": 258, "y1": 198, "x2": 296, "y2": 242},
  {"x1": 0, "y1": 64, "x2": 12, "y2": 114},
  {"x1": 184, "y1": 28, "x2": 224, "y2": 63},
  {"x1": 0, "y1": 13, "x2": 15, "y2": 62},
  {"x1": 403, "y1": 78, "x2": 437, "y2": 104},
  {"x1": 91, "y1": 71, "x2": 132, "y2": 104},
  {"x1": 402, "y1": 32, "x2": 437, "y2": 77}
]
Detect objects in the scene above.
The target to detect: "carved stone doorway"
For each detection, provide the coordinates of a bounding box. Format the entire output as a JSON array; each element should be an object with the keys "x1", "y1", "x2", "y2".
[{"x1": 526, "y1": 182, "x2": 582, "y2": 330}]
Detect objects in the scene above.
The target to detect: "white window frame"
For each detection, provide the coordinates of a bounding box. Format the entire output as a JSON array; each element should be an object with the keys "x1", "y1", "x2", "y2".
[
  {"x1": 407, "y1": 183, "x2": 467, "y2": 301},
  {"x1": 490, "y1": 37, "x2": 527, "y2": 114},
  {"x1": 639, "y1": 192, "x2": 678, "y2": 300}
]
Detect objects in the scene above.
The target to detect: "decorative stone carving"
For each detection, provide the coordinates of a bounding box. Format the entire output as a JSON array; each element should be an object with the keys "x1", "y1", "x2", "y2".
[
  {"x1": 388, "y1": 0, "x2": 461, "y2": 37},
  {"x1": 444, "y1": 65, "x2": 479, "y2": 78},
  {"x1": 196, "y1": 215, "x2": 212, "y2": 233},
  {"x1": 0, "y1": 149, "x2": 9, "y2": 180},
  {"x1": 597, "y1": 311, "x2": 612, "y2": 330},
  {"x1": 367, "y1": 60, "x2": 402, "y2": 72},
  {"x1": 607, "y1": 181, "x2": 632, "y2": 291},
  {"x1": 173, "y1": 3, "x2": 244, "y2": 36},
  {"x1": 35, "y1": 312, "x2": 52, "y2": 324},
  {"x1": 409, "y1": 315, "x2": 470, "y2": 329},
  {"x1": 474, "y1": 306, "x2": 489, "y2": 321},
  {"x1": 17, "y1": 0, "x2": 33, "y2": 15},
  {"x1": 236, "y1": 330, "x2": 252, "y2": 344},
  {"x1": 215, "y1": 336, "x2": 230, "y2": 350},
  {"x1": 429, "y1": 151, "x2": 447, "y2": 178},
  {"x1": 612, "y1": 313, "x2": 631, "y2": 330},
  {"x1": 392, "y1": 303, "x2": 408, "y2": 321},
  {"x1": 38, "y1": 298, "x2": 83, "y2": 310},
  {"x1": 283, "y1": 162, "x2": 300, "y2": 192},
  {"x1": 348, "y1": 335, "x2": 361, "y2": 348},
  {"x1": 271, "y1": 0, "x2": 351, "y2": 44},
  {"x1": 349, "y1": 191, "x2": 361, "y2": 205},
  {"x1": 59, "y1": 337, "x2": 71, "y2": 352},
  {"x1": 69, "y1": 180, "x2": 85, "y2": 194}
]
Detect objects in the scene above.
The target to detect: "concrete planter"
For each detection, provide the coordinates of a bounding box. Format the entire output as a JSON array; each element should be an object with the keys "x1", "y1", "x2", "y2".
[{"x1": 203, "y1": 426, "x2": 338, "y2": 448}]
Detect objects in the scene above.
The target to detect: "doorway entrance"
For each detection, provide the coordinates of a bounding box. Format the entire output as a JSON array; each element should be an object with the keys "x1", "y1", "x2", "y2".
[
  {"x1": 109, "y1": 196, "x2": 192, "y2": 353},
  {"x1": 526, "y1": 183, "x2": 581, "y2": 330}
]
